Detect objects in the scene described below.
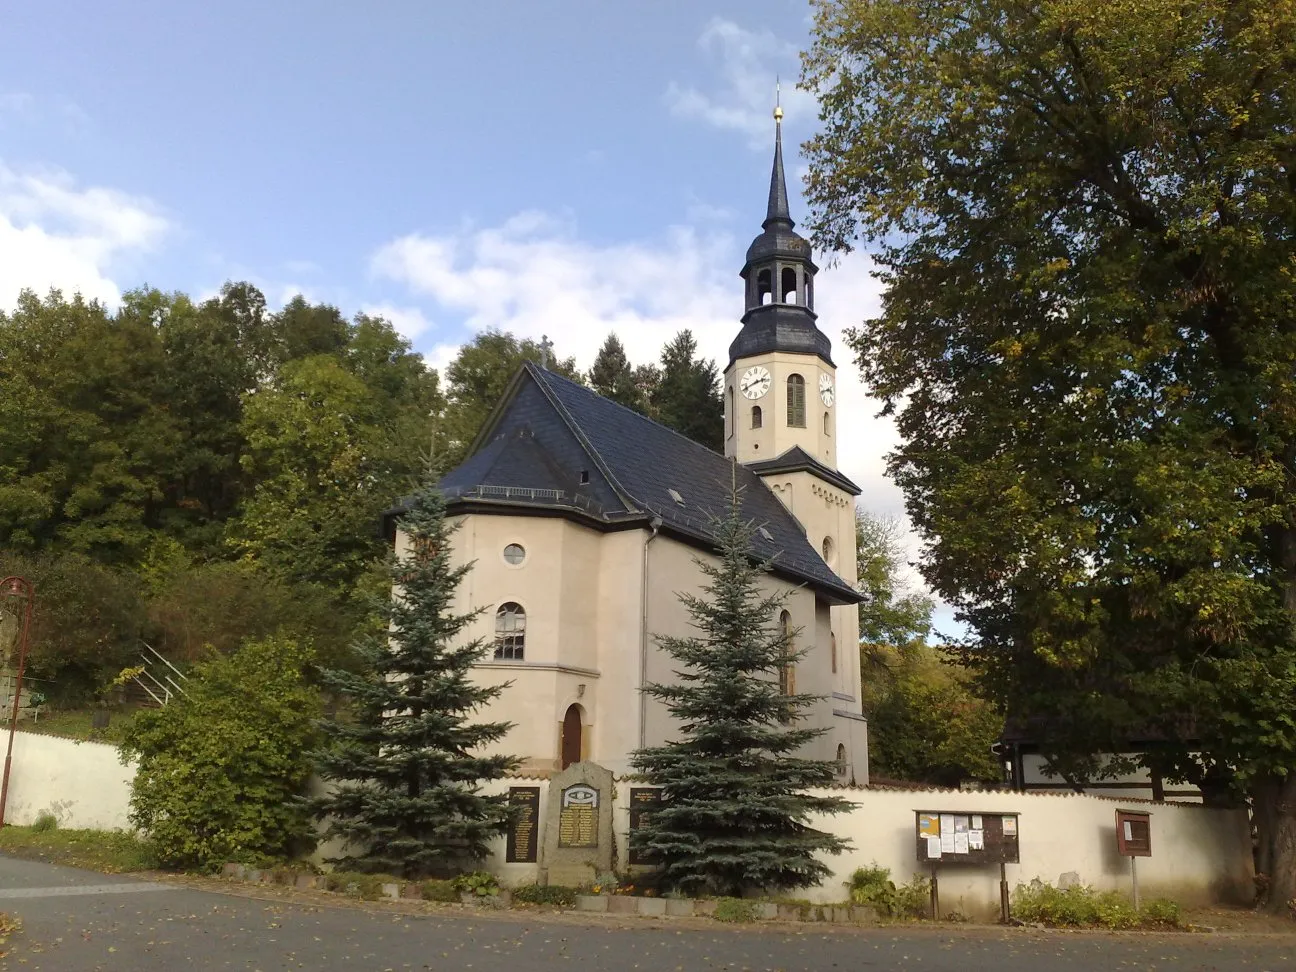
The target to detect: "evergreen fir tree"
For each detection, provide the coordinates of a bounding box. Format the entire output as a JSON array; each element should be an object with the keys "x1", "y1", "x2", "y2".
[
  {"x1": 309, "y1": 480, "x2": 519, "y2": 877},
  {"x1": 588, "y1": 333, "x2": 646, "y2": 412},
  {"x1": 650, "y1": 330, "x2": 723, "y2": 450},
  {"x1": 631, "y1": 470, "x2": 851, "y2": 895}
]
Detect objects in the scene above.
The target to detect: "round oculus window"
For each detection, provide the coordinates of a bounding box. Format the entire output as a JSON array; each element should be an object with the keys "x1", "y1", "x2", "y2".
[{"x1": 503, "y1": 543, "x2": 526, "y2": 565}]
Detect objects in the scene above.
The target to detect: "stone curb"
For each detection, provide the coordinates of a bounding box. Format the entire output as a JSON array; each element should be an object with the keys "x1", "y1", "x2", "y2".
[{"x1": 218, "y1": 864, "x2": 878, "y2": 925}]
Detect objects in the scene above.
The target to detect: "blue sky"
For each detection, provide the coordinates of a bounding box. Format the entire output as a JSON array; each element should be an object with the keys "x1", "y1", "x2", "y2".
[{"x1": 0, "y1": 1, "x2": 957, "y2": 634}]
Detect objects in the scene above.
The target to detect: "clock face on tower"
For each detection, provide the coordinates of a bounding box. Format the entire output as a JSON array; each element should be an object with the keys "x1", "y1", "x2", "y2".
[
  {"x1": 740, "y1": 366, "x2": 772, "y2": 400},
  {"x1": 819, "y1": 373, "x2": 835, "y2": 407}
]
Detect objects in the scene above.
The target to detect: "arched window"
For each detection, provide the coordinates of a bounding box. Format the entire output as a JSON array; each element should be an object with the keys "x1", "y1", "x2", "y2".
[
  {"x1": 822, "y1": 536, "x2": 834, "y2": 567},
  {"x1": 781, "y1": 266, "x2": 798, "y2": 304},
  {"x1": 824, "y1": 411, "x2": 830, "y2": 435},
  {"x1": 778, "y1": 610, "x2": 796, "y2": 698},
  {"x1": 727, "y1": 386, "x2": 734, "y2": 439},
  {"x1": 757, "y1": 268, "x2": 773, "y2": 305},
  {"x1": 831, "y1": 631, "x2": 837, "y2": 674},
  {"x1": 836, "y1": 743, "x2": 847, "y2": 774},
  {"x1": 751, "y1": 405, "x2": 763, "y2": 429},
  {"x1": 786, "y1": 374, "x2": 806, "y2": 427},
  {"x1": 494, "y1": 602, "x2": 526, "y2": 660}
]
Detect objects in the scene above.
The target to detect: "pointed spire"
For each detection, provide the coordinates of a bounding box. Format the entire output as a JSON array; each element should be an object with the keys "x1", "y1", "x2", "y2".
[{"x1": 765, "y1": 82, "x2": 792, "y2": 227}]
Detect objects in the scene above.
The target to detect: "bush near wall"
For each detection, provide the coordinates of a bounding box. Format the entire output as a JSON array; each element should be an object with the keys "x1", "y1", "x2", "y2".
[{"x1": 119, "y1": 636, "x2": 321, "y2": 871}]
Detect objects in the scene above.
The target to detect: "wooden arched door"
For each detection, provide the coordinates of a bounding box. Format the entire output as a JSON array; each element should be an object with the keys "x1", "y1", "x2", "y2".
[{"x1": 560, "y1": 704, "x2": 583, "y2": 769}]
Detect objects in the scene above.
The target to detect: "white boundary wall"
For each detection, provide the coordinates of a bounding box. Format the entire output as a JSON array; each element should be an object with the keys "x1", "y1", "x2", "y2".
[
  {"x1": 1, "y1": 735, "x2": 1253, "y2": 918},
  {"x1": 800, "y1": 785, "x2": 1253, "y2": 916},
  {"x1": 3, "y1": 731, "x2": 135, "y2": 830}
]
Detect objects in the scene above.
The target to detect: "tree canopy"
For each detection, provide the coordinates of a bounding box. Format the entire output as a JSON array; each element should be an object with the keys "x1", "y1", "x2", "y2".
[{"x1": 805, "y1": 0, "x2": 1296, "y2": 905}]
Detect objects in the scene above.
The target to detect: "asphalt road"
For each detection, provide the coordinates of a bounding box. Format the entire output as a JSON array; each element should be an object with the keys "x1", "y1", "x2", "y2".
[{"x1": 1, "y1": 855, "x2": 1293, "y2": 972}]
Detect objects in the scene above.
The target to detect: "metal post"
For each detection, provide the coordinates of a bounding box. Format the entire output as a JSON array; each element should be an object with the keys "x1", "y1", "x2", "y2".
[
  {"x1": 1130, "y1": 856, "x2": 1140, "y2": 910},
  {"x1": 1000, "y1": 861, "x2": 1010, "y2": 923},
  {"x1": 930, "y1": 865, "x2": 940, "y2": 921},
  {"x1": 0, "y1": 576, "x2": 34, "y2": 828}
]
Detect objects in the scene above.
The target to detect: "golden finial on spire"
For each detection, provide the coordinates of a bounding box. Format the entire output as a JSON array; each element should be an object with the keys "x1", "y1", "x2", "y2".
[{"x1": 774, "y1": 77, "x2": 784, "y2": 121}]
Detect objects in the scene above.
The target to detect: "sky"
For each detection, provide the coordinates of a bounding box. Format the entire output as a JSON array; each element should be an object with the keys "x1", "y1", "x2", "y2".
[{"x1": 0, "y1": 0, "x2": 955, "y2": 634}]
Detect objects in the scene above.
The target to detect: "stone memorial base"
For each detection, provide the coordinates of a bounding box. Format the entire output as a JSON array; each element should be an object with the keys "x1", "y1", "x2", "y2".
[{"x1": 539, "y1": 760, "x2": 614, "y2": 887}]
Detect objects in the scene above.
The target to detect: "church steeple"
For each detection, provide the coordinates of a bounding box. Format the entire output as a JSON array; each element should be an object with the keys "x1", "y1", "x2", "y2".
[
  {"x1": 729, "y1": 102, "x2": 832, "y2": 369},
  {"x1": 765, "y1": 101, "x2": 791, "y2": 226}
]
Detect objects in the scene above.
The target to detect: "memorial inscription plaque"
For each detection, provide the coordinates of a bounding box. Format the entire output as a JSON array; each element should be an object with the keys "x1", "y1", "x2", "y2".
[
  {"x1": 505, "y1": 786, "x2": 540, "y2": 863},
  {"x1": 628, "y1": 787, "x2": 662, "y2": 865},
  {"x1": 557, "y1": 784, "x2": 598, "y2": 848}
]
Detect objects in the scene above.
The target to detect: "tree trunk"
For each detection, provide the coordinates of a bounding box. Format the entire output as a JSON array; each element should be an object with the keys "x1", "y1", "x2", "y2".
[{"x1": 1253, "y1": 772, "x2": 1296, "y2": 912}]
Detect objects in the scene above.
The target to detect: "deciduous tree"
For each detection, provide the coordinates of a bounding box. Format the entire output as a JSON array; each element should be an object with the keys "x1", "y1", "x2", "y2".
[{"x1": 805, "y1": 0, "x2": 1296, "y2": 905}]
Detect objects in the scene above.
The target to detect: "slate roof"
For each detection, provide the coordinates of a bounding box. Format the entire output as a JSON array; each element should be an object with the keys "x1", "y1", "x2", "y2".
[
  {"x1": 746, "y1": 445, "x2": 862, "y2": 497},
  {"x1": 394, "y1": 362, "x2": 861, "y2": 605}
]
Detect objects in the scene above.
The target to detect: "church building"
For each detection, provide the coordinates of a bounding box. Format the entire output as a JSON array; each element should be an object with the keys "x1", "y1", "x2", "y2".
[{"x1": 386, "y1": 107, "x2": 868, "y2": 782}]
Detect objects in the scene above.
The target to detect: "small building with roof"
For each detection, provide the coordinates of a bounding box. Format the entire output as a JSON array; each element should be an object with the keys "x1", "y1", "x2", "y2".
[{"x1": 385, "y1": 109, "x2": 868, "y2": 780}]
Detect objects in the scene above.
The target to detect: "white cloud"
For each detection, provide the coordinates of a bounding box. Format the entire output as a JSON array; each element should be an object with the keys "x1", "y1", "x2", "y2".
[
  {"x1": 362, "y1": 302, "x2": 436, "y2": 341},
  {"x1": 0, "y1": 163, "x2": 168, "y2": 310},
  {"x1": 666, "y1": 18, "x2": 817, "y2": 148}
]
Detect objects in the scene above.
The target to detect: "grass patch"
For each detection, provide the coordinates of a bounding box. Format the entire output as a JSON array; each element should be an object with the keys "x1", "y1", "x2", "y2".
[
  {"x1": 322, "y1": 871, "x2": 390, "y2": 900},
  {"x1": 512, "y1": 884, "x2": 577, "y2": 907},
  {"x1": 1014, "y1": 880, "x2": 1182, "y2": 929},
  {"x1": 0, "y1": 824, "x2": 156, "y2": 873},
  {"x1": 713, "y1": 897, "x2": 759, "y2": 923},
  {"x1": 18, "y1": 707, "x2": 137, "y2": 745},
  {"x1": 421, "y1": 878, "x2": 459, "y2": 902}
]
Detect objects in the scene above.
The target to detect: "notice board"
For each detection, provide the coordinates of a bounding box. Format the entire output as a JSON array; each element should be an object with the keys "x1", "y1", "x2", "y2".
[
  {"x1": 1115, "y1": 809, "x2": 1151, "y2": 858},
  {"x1": 915, "y1": 810, "x2": 1020, "y2": 865}
]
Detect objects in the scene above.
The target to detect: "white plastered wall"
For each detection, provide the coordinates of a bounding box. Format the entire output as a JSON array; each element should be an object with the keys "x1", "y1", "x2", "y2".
[{"x1": 3, "y1": 731, "x2": 135, "y2": 830}]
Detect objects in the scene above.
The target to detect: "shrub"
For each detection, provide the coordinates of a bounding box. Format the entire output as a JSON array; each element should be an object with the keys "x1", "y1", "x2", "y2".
[
  {"x1": 324, "y1": 871, "x2": 387, "y2": 899},
  {"x1": 453, "y1": 871, "x2": 500, "y2": 897},
  {"x1": 512, "y1": 884, "x2": 578, "y2": 907},
  {"x1": 713, "y1": 897, "x2": 759, "y2": 923},
  {"x1": 30, "y1": 812, "x2": 57, "y2": 834},
  {"x1": 421, "y1": 879, "x2": 459, "y2": 902},
  {"x1": 848, "y1": 864, "x2": 929, "y2": 918},
  {"x1": 1140, "y1": 898, "x2": 1182, "y2": 928},
  {"x1": 1013, "y1": 880, "x2": 1174, "y2": 929},
  {"x1": 119, "y1": 636, "x2": 322, "y2": 871}
]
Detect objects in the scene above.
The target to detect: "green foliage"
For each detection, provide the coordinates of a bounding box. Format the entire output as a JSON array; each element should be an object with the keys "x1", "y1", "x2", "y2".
[
  {"x1": 452, "y1": 871, "x2": 500, "y2": 897},
  {"x1": 119, "y1": 636, "x2": 322, "y2": 871},
  {"x1": 309, "y1": 481, "x2": 519, "y2": 879},
  {"x1": 1013, "y1": 881, "x2": 1164, "y2": 929},
  {"x1": 511, "y1": 884, "x2": 578, "y2": 907},
  {"x1": 855, "y1": 510, "x2": 932, "y2": 654},
  {"x1": 589, "y1": 333, "x2": 651, "y2": 413},
  {"x1": 29, "y1": 812, "x2": 57, "y2": 834},
  {"x1": 649, "y1": 330, "x2": 723, "y2": 451},
  {"x1": 864, "y1": 645, "x2": 1003, "y2": 786},
  {"x1": 713, "y1": 897, "x2": 759, "y2": 923},
  {"x1": 0, "y1": 824, "x2": 156, "y2": 873},
  {"x1": 420, "y1": 878, "x2": 461, "y2": 902},
  {"x1": 632, "y1": 474, "x2": 851, "y2": 896},
  {"x1": 804, "y1": 0, "x2": 1296, "y2": 904},
  {"x1": 0, "y1": 549, "x2": 147, "y2": 703},
  {"x1": 323, "y1": 871, "x2": 388, "y2": 899},
  {"x1": 1140, "y1": 897, "x2": 1183, "y2": 928},
  {"x1": 847, "y1": 865, "x2": 928, "y2": 919}
]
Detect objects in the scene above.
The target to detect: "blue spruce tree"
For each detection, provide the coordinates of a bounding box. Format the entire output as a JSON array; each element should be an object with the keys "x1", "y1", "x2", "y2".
[
  {"x1": 310, "y1": 481, "x2": 518, "y2": 877},
  {"x1": 631, "y1": 470, "x2": 851, "y2": 895}
]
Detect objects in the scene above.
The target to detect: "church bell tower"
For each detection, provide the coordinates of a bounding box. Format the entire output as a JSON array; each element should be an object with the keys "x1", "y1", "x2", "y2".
[
  {"x1": 723, "y1": 101, "x2": 862, "y2": 710},
  {"x1": 723, "y1": 102, "x2": 837, "y2": 469}
]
